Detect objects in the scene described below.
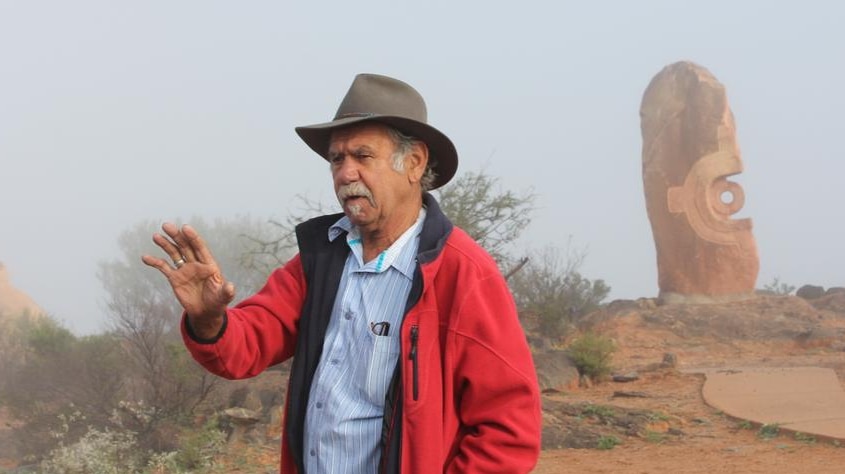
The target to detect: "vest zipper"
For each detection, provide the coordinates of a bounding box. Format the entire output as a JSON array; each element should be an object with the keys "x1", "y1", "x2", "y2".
[{"x1": 409, "y1": 325, "x2": 419, "y2": 401}]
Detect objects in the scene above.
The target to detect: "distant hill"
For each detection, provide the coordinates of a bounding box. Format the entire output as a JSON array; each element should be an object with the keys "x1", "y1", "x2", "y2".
[{"x1": 0, "y1": 262, "x2": 45, "y2": 322}]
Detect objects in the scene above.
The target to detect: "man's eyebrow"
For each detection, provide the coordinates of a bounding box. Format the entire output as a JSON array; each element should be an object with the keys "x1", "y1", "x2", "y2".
[
  {"x1": 328, "y1": 145, "x2": 376, "y2": 157},
  {"x1": 351, "y1": 145, "x2": 376, "y2": 155}
]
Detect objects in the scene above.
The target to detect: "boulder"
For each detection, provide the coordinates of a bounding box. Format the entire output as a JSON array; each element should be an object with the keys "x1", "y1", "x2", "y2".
[
  {"x1": 533, "y1": 350, "x2": 580, "y2": 392},
  {"x1": 796, "y1": 285, "x2": 825, "y2": 300},
  {"x1": 222, "y1": 407, "x2": 262, "y2": 444}
]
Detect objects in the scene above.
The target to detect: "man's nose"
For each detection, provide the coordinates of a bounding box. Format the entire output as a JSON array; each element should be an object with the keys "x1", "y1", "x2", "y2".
[{"x1": 334, "y1": 157, "x2": 360, "y2": 184}]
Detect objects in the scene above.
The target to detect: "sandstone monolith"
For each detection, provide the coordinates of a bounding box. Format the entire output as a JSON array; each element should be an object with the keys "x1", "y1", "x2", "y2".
[{"x1": 640, "y1": 61, "x2": 759, "y2": 304}]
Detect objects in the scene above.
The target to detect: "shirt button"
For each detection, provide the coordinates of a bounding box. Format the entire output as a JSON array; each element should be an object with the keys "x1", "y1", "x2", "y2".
[
  {"x1": 316, "y1": 402, "x2": 323, "y2": 409},
  {"x1": 310, "y1": 449, "x2": 316, "y2": 456},
  {"x1": 330, "y1": 359, "x2": 340, "y2": 365},
  {"x1": 344, "y1": 311, "x2": 353, "y2": 320}
]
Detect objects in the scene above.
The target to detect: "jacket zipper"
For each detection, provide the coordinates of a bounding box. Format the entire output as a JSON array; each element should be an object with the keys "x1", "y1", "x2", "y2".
[{"x1": 409, "y1": 325, "x2": 419, "y2": 401}]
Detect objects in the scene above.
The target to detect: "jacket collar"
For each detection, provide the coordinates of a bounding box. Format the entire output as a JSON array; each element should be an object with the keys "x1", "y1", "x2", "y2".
[{"x1": 417, "y1": 192, "x2": 453, "y2": 264}]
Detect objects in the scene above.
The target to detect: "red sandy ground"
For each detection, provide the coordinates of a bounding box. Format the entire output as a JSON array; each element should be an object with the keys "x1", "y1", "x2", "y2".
[
  {"x1": 224, "y1": 351, "x2": 845, "y2": 473},
  {"x1": 220, "y1": 294, "x2": 845, "y2": 473},
  {"x1": 529, "y1": 297, "x2": 845, "y2": 474},
  {"x1": 6, "y1": 294, "x2": 845, "y2": 473},
  {"x1": 534, "y1": 357, "x2": 845, "y2": 474}
]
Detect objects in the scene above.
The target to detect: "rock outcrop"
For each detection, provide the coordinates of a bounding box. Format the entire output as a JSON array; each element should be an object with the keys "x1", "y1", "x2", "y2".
[{"x1": 0, "y1": 262, "x2": 44, "y2": 321}]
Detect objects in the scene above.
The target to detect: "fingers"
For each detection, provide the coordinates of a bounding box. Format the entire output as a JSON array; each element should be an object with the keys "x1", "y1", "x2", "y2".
[
  {"x1": 182, "y1": 224, "x2": 218, "y2": 267},
  {"x1": 151, "y1": 232, "x2": 186, "y2": 268},
  {"x1": 141, "y1": 254, "x2": 174, "y2": 277},
  {"x1": 149, "y1": 222, "x2": 222, "y2": 272},
  {"x1": 144, "y1": 224, "x2": 233, "y2": 320},
  {"x1": 161, "y1": 222, "x2": 199, "y2": 263}
]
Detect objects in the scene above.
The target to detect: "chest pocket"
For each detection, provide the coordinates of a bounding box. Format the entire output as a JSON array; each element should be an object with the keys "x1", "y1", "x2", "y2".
[{"x1": 365, "y1": 334, "x2": 401, "y2": 405}]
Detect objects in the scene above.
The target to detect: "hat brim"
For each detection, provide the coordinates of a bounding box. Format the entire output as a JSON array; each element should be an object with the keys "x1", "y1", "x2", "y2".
[{"x1": 295, "y1": 115, "x2": 458, "y2": 190}]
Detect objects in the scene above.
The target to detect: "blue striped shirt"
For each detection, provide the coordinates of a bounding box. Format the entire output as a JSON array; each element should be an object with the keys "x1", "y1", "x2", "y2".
[{"x1": 303, "y1": 208, "x2": 426, "y2": 474}]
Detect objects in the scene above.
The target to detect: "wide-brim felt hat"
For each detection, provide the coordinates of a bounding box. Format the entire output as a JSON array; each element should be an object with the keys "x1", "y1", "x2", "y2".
[{"x1": 295, "y1": 73, "x2": 458, "y2": 189}]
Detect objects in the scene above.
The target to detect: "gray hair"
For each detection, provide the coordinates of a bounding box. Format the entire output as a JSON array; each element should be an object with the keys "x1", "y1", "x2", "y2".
[{"x1": 386, "y1": 127, "x2": 437, "y2": 192}]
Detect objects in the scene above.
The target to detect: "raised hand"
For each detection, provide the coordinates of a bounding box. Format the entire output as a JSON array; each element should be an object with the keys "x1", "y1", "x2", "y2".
[{"x1": 141, "y1": 222, "x2": 235, "y2": 339}]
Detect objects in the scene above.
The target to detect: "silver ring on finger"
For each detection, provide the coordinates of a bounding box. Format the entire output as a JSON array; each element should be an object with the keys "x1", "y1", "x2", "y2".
[{"x1": 174, "y1": 257, "x2": 186, "y2": 269}]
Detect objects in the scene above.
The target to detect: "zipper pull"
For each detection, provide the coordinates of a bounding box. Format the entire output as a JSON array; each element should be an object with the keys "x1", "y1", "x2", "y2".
[{"x1": 409, "y1": 325, "x2": 419, "y2": 401}]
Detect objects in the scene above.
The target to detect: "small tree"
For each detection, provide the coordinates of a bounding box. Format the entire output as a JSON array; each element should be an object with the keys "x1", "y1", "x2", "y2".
[
  {"x1": 762, "y1": 276, "x2": 795, "y2": 296},
  {"x1": 97, "y1": 215, "x2": 276, "y2": 450},
  {"x1": 242, "y1": 195, "x2": 334, "y2": 275},
  {"x1": 509, "y1": 244, "x2": 610, "y2": 338},
  {"x1": 436, "y1": 170, "x2": 535, "y2": 266}
]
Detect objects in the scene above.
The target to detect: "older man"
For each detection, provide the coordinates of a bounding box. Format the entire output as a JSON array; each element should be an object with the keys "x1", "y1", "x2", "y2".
[{"x1": 143, "y1": 74, "x2": 541, "y2": 473}]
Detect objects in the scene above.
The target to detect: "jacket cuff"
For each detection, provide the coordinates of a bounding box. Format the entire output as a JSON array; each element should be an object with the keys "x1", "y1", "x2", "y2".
[{"x1": 183, "y1": 312, "x2": 228, "y2": 344}]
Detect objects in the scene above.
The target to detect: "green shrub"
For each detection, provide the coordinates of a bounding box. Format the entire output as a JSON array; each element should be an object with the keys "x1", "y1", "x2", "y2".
[
  {"x1": 596, "y1": 435, "x2": 621, "y2": 450},
  {"x1": 644, "y1": 430, "x2": 666, "y2": 444},
  {"x1": 37, "y1": 408, "x2": 227, "y2": 474},
  {"x1": 758, "y1": 423, "x2": 780, "y2": 439},
  {"x1": 566, "y1": 332, "x2": 616, "y2": 380},
  {"x1": 40, "y1": 426, "x2": 143, "y2": 474},
  {"x1": 509, "y1": 245, "x2": 610, "y2": 339},
  {"x1": 581, "y1": 404, "x2": 615, "y2": 419},
  {"x1": 173, "y1": 417, "x2": 226, "y2": 471}
]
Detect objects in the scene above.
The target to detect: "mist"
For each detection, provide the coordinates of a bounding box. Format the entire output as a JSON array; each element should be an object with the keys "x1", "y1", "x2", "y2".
[{"x1": 1, "y1": 1, "x2": 842, "y2": 335}]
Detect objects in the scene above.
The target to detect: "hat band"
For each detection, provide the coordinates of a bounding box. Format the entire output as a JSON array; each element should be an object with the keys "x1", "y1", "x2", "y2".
[{"x1": 335, "y1": 112, "x2": 377, "y2": 119}]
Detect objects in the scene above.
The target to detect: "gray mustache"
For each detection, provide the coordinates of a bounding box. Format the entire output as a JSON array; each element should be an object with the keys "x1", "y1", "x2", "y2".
[{"x1": 337, "y1": 182, "x2": 376, "y2": 205}]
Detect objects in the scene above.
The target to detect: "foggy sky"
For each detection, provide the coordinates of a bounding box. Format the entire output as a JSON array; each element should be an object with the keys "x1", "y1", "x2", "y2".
[{"x1": 1, "y1": 1, "x2": 842, "y2": 335}]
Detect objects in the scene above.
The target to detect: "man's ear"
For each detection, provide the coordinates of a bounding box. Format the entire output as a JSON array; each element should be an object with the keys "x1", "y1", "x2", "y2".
[{"x1": 406, "y1": 141, "x2": 429, "y2": 184}]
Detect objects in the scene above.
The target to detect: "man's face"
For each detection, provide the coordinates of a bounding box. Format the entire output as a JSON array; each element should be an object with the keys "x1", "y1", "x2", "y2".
[{"x1": 328, "y1": 123, "x2": 422, "y2": 232}]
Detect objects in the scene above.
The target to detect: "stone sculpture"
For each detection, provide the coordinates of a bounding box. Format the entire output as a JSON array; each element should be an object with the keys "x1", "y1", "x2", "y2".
[{"x1": 640, "y1": 61, "x2": 759, "y2": 303}]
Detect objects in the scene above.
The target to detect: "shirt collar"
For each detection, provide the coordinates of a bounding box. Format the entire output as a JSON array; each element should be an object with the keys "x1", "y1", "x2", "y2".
[
  {"x1": 328, "y1": 207, "x2": 426, "y2": 278},
  {"x1": 328, "y1": 215, "x2": 353, "y2": 242}
]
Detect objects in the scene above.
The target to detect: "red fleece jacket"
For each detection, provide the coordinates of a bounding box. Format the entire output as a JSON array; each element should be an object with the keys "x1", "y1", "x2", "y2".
[{"x1": 182, "y1": 226, "x2": 541, "y2": 473}]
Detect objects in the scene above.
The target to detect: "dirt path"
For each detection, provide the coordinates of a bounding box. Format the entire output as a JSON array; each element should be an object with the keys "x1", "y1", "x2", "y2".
[{"x1": 533, "y1": 343, "x2": 845, "y2": 474}]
